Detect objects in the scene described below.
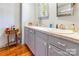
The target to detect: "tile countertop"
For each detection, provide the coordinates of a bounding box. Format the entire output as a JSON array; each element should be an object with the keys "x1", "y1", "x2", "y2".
[{"x1": 25, "y1": 25, "x2": 79, "y2": 44}]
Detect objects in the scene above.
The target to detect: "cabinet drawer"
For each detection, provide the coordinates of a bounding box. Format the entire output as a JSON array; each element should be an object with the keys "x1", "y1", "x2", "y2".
[
  {"x1": 48, "y1": 36, "x2": 79, "y2": 55},
  {"x1": 48, "y1": 44, "x2": 71, "y2": 56},
  {"x1": 35, "y1": 31, "x2": 48, "y2": 40}
]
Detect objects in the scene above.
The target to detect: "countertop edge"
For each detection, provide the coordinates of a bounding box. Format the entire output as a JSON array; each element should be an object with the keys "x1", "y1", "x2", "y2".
[{"x1": 24, "y1": 26, "x2": 79, "y2": 44}]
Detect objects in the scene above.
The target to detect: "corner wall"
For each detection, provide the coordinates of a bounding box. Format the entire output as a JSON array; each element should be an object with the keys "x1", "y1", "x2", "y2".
[
  {"x1": 22, "y1": 3, "x2": 36, "y2": 44},
  {"x1": 0, "y1": 3, "x2": 20, "y2": 48}
]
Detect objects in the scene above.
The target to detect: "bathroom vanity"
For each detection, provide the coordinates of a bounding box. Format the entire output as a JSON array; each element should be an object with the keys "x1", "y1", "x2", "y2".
[{"x1": 24, "y1": 26, "x2": 79, "y2": 56}]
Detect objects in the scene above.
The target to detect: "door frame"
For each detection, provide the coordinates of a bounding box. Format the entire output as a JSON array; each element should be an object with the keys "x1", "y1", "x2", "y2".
[{"x1": 19, "y1": 3, "x2": 22, "y2": 43}]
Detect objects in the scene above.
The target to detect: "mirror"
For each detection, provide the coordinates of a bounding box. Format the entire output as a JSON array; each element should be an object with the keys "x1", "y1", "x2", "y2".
[{"x1": 57, "y1": 3, "x2": 75, "y2": 17}]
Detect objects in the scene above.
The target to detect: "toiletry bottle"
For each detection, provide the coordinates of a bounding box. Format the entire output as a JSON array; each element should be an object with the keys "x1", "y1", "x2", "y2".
[
  {"x1": 59, "y1": 24, "x2": 65, "y2": 29},
  {"x1": 49, "y1": 24, "x2": 52, "y2": 28},
  {"x1": 56, "y1": 24, "x2": 58, "y2": 29},
  {"x1": 70, "y1": 24, "x2": 75, "y2": 32}
]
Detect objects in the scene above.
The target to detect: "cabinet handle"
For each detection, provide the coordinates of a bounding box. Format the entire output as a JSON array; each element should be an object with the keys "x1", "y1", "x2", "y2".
[
  {"x1": 29, "y1": 31, "x2": 33, "y2": 33},
  {"x1": 44, "y1": 42, "x2": 47, "y2": 46},
  {"x1": 57, "y1": 42, "x2": 66, "y2": 47},
  {"x1": 48, "y1": 45, "x2": 51, "y2": 49},
  {"x1": 29, "y1": 30, "x2": 33, "y2": 33}
]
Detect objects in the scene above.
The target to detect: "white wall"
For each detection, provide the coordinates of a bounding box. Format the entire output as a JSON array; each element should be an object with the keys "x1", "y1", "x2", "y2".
[
  {"x1": 35, "y1": 3, "x2": 79, "y2": 29},
  {"x1": 22, "y1": 3, "x2": 36, "y2": 44},
  {"x1": 54, "y1": 3, "x2": 79, "y2": 29},
  {"x1": 14, "y1": 4, "x2": 20, "y2": 29},
  {"x1": 0, "y1": 3, "x2": 20, "y2": 48}
]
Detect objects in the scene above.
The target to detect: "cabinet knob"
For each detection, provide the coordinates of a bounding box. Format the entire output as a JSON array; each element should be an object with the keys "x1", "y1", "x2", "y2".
[
  {"x1": 57, "y1": 42, "x2": 66, "y2": 47},
  {"x1": 48, "y1": 45, "x2": 51, "y2": 49},
  {"x1": 44, "y1": 42, "x2": 47, "y2": 46}
]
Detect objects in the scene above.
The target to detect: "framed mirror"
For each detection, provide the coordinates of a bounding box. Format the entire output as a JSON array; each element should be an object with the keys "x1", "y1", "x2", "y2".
[{"x1": 57, "y1": 3, "x2": 75, "y2": 17}]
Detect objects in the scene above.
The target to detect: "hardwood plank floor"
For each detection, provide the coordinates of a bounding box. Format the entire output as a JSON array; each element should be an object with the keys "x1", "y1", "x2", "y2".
[{"x1": 0, "y1": 44, "x2": 33, "y2": 56}]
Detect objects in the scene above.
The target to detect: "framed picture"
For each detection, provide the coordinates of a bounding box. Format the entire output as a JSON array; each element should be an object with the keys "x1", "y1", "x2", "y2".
[
  {"x1": 57, "y1": 3, "x2": 75, "y2": 17},
  {"x1": 38, "y1": 3, "x2": 49, "y2": 20}
]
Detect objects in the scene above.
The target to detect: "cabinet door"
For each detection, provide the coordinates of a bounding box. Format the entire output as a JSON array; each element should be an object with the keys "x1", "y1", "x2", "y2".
[
  {"x1": 28, "y1": 29, "x2": 35, "y2": 54},
  {"x1": 48, "y1": 44, "x2": 71, "y2": 56},
  {"x1": 35, "y1": 36, "x2": 47, "y2": 56},
  {"x1": 24, "y1": 27, "x2": 29, "y2": 45}
]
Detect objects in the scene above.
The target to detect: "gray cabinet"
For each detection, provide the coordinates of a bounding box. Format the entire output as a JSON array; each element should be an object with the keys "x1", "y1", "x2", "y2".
[
  {"x1": 48, "y1": 36, "x2": 79, "y2": 56},
  {"x1": 24, "y1": 26, "x2": 79, "y2": 56},
  {"x1": 24, "y1": 27, "x2": 35, "y2": 55},
  {"x1": 35, "y1": 31, "x2": 48, "y2": 56}
]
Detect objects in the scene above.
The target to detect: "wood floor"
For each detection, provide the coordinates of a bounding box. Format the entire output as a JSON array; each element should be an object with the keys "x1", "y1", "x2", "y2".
[{"x1": 0, "y1": 44, "x2": 33, "y2": 56}]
